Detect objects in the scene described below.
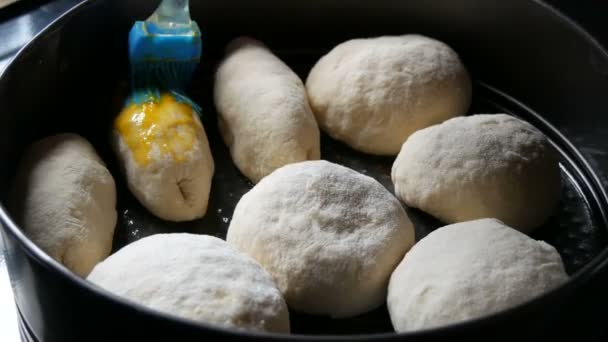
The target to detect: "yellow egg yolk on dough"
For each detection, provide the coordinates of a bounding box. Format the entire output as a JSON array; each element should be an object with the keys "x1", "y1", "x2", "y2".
[{"x1": 115, "y1": 93, "x2": 198, "y2": 166}]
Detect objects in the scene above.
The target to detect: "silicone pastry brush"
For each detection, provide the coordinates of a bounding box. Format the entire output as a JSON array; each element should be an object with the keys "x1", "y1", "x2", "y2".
[
  {"x1": 127, "y1": 0, "x2": 201, "y2": 107},
  {"x1": 112, "y1": 0, "x2": 214, "y2": 222}
]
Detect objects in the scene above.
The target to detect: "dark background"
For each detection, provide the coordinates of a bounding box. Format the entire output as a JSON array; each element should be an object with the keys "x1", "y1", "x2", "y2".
[{"x1": 1, "y1": 0, "x2": 608, "y2": 69}]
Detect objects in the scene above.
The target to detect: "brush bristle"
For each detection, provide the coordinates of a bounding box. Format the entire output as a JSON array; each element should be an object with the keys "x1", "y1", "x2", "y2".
[
  {"x1": 128, "y1": 21, "x2": 201, "y2": 91},
  {"x1": 126, "y1": 88, "x2": 201, "y2": 115},
  {"x1": 131, "y1": 61, "x2": 198, "y2": 91}
]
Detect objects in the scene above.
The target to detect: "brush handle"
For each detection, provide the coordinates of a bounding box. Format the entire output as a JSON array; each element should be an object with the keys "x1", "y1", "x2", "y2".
[{"x1": 147, "y1": 0, "x2": 192, "y2": 33}]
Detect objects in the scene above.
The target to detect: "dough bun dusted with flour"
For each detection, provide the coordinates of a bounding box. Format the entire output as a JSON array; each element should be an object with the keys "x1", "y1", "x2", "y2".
[
  {"x1": 227, "y1": 160, "x2": 414, "y2": 318},
  {"x1": 10, "y1": 133, "x2": 117, "y2": 277},
  {"x1": 88, "y1": 233, "x2": 290, "y2": 333},
  {"x1": 388, "y1": 218, "x2": 568, "y2": 332},
  {"x1": 214, "y1": 37, "x2": 320, "y2": 183},
  {"x1": 113, "y1": 93, "x2": 214, "y2": 222},
  {"x1": 392, "y1": 113, "x2": 561, "y2": 232},
  {"x1": 306, "y1": 34, "x2": 471, "y2": 155}
]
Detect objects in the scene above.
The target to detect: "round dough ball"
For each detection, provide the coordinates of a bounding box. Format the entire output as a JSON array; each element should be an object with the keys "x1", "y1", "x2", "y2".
[
  {"x1": 214, "y1": 37, "x2": 320, "y2": 183},
  {"x1": 87, "y1": 233, "x2": 290, "y2": 333},
  {"x1": 387, "y1": 218, "x2": 568, "y2": 332},
  {"x1": 10, "y1": 133, "x2": 117, "y2": 277},
  {"x1": 113, "y1": 93, "x2": 214, "y2": 221},
  {"x1": 392, "y1": 114, "x2": 561, "y2": 232},
  {"x1": 226, "y1": 160, "x2": 414, "y2": 318},
  {"x1": 306, "y1": 34, "x2": 471, "y2": 155}
]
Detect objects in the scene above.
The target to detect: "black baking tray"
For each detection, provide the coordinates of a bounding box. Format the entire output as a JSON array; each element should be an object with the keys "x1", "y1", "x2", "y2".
[{"x1": 1, "y1": 0, "x2": 608, "y2": 341}]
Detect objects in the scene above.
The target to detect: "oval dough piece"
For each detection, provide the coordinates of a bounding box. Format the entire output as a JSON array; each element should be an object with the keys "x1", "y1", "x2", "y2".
[
  {"x1": 387, "y1": 218, "x2": 568, "y2": 332},
  {"x1": 10, "y1": 133, "x2": 117, "y2": 277},
  {"x1": 392, "y1": 113, "x2": 561, "y2": 232},
  {"x1": 214, "y1": 37, "x2": 321, "y2": 183},
  {"x1": 306, "y1": 34, "x2": 471, "y2": 155},
  {"x1": 88, "y1": 233, "x2": 290, "y2": 333},
  {"x1": 113, "y1": 93, "x2": 214, "y2": 222},
  {"x1": 227, "y1": 160, "x2": 414, "y2": 318}
]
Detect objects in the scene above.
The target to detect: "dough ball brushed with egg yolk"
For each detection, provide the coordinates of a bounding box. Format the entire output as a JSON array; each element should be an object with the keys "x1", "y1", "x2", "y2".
[
  {"x1": 306, "y1": 34, "x2": 471, "y2": 156},
  {"x1": 391, "y1": 114, "x2": 561, "y2": 232},
  {"x1": 113, "y1": 93, "x2": 214, "y2": 221},
  {"x1": 387, "y1": 218, "x2": 568, "y2": 332},
  {"x1": 227, "y1": 160, "x2": 414, "y2": 318},
  {"x1": 88, "y1": 234, "x2": 290, "y2": 333},
  {"x1": 214, "y1": 37, "x2": 321, "y2": 183},
  {"x1": 10, "y1": 133, "x2": 117, "y2": 277}
]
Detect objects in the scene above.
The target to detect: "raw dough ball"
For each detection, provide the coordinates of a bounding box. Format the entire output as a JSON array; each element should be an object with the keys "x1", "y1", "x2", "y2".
[
  {"x1": 113, "y1": 93, "x2": 214, "y2": 221},
  {"x1": 88, "y1": 233, "x2": 290, "y2": 333},
  {"x1": 214, "y1": 37, "x2": 320, "y2": 183},
  {"x1": 306, "y1": 34, "x2": 471, "y2": 156},
  {"x1": 226, "y1": 160, "x2": 414, "y2": 317},
  {"x1": 387, "y1": 218, "x2": 568, "y2": 332},
  {"x1": 392, "y1": 114, "x2": 561, "y2": 232},
  {"x1": 10, "y1": 133, "x2": 117, "y2": 277}
]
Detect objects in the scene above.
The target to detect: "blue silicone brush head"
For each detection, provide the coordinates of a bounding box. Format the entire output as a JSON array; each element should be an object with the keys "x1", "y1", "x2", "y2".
[{"x1": 128, "y1": 0, "x2": 201, "y2": 104}]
